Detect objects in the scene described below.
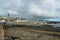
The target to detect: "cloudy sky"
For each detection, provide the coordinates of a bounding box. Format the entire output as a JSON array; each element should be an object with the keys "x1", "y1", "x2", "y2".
[{"x1": 0, "y1": 0, "x2": 60, "y2": 20}]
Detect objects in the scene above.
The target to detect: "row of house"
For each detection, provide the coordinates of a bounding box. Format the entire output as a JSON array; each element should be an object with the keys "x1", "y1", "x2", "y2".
[
  {"x1": 0, "y1": 16, "x2": 47, "y2": 25},
  {"x1": 15, "y1": 18, "x2": 47, "y2": 25}
]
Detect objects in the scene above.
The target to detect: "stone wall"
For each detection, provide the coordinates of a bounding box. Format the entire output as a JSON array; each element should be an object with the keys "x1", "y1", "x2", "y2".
[{"x1": 0, "y1": 25, "x2": 4, "y2": 40}]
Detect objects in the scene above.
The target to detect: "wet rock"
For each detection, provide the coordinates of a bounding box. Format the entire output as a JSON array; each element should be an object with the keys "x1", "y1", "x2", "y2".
[{"x1": 4, "y1": 27, "x2": 60, "y2": 40}]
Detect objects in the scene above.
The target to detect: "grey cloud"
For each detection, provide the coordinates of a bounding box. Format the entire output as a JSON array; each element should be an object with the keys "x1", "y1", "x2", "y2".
[{"x1": 0, "y1": 0, "x2": 60, "y2": 20}]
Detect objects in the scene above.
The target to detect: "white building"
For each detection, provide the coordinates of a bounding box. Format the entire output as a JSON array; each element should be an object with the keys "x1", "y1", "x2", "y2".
[{"x1": 16, "y1": 19, "x2": 29, "y2": 23}]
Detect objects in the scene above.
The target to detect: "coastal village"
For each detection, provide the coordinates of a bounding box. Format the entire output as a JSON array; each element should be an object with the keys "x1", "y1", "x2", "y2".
[
  {"x1": 0, "y1": 14, "x2": 60, "y2": 26},
  {"x1": 0, "y1": 14, "x2": 48, "y2": 26}
]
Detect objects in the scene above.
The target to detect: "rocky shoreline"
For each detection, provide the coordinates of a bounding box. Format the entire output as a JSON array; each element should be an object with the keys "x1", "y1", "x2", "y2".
[{"x1": 4, "y1": 25, "x2": 60, "y2": 40}]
